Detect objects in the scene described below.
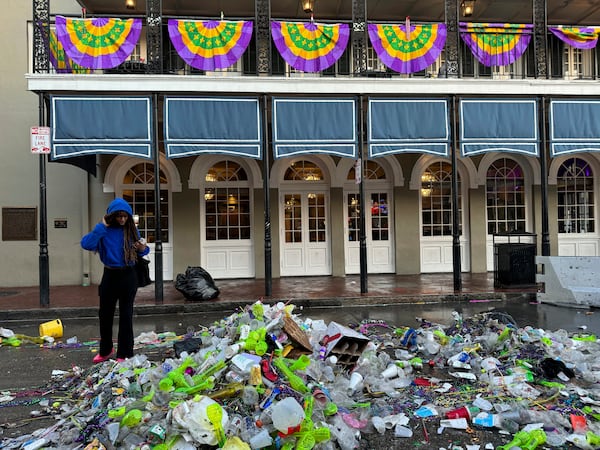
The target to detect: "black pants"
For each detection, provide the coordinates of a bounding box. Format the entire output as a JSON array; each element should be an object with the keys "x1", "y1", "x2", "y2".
[{"x1": 98, "y1": 267, "x2": 137, "y2": 359}]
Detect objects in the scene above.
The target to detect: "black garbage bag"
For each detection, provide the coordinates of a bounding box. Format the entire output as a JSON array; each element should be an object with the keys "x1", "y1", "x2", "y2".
[{"x1": 175, "y1": 266, "x2": 220, "y2": 301}]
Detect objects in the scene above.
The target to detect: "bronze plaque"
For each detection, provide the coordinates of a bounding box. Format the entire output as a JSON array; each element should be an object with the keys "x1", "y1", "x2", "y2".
[{"x1": 2, "y1": 207, "x2": 37, "y2": 241}]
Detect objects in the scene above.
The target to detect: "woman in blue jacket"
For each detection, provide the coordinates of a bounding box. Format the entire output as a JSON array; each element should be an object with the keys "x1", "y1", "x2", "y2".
[{"x1": 81, "y1": 198, "x2": 150, "y2": 363}]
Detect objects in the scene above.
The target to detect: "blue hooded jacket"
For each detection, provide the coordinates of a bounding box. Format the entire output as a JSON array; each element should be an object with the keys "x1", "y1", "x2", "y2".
[{"x1": 81, "y1": 198, "x2": 150, "y2": 267}]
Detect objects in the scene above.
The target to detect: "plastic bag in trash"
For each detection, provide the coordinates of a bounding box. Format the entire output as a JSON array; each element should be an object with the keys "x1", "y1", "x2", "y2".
[{"x1": 175, "y1": 266, "x2": 220, "y2": 301}]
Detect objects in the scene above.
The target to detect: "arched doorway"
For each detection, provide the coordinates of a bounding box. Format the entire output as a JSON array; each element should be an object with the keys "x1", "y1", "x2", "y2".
[
  {"x1": 417, "y1": 160, "x2": 470, "y2": 272},
  {"x1": 343, "y1": 160, "x2": 395, "y2": 274},
  {"x1": 190, "y1": 157, "x2": 259, "y2": 279},
  {"x1": 277, "y1": 158, "x2": 332, "y2": 276},
  {"x1": 484, "y1": 156, "x2": 533, "y2": 270},
  {"x1": 104, "y1": 155, "x2": 181, "y2": 280},
  {"x1": 551, "y1": 156, "x2": 599, "y2": 256}
]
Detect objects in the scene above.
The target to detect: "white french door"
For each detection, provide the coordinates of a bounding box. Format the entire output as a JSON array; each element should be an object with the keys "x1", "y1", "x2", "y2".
[
  {"x1": 280, "y1": 191, "x2": 331, "y2": 276},
  {"x1": 344, "y1": 191, "x2": 395, "y2": 274}
]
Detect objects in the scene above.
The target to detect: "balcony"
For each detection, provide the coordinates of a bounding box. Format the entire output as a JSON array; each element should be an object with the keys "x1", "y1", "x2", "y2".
[{"x1": 30, "y1": 0, "x2": 600, "y2": 85}]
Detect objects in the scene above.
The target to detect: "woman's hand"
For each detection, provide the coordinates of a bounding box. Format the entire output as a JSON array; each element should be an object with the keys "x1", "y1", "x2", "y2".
[{"x1": 134, "y1": 238, "x2": 147, "y2": 251}]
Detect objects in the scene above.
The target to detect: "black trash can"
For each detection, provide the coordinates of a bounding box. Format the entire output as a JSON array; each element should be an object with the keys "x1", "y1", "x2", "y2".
[{"x1": 494, "y1": 242, "x2": 536, "y2": 288}]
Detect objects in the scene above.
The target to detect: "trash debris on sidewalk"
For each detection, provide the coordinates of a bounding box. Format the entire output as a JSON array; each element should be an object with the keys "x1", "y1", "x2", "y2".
[{"x1": 3, "y1": 304, "x2": 600, "y2": 449}]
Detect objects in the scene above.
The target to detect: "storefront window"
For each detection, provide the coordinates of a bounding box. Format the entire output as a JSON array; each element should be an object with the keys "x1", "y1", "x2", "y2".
[
  {"x1": 421, "y1": 162, "x2": 461, "y2": 236},
  {"x1": 557, "y1": 157, "x2": 594, "y2": 233},
  {"x1": 486, "y1": 158, "x2": 525, "y2": 234}
]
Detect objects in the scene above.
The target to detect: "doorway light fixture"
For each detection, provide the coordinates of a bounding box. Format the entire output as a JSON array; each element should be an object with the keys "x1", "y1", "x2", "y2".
[
  {"x1": 461, "y1": 0, "x2": 476, "y2": 18},
  {"x1": 301, "y1": 0, "x2": 315, "y2": 14},
  {"x1": 125, "y1": 0, "x2": 136, "y2": 10}
]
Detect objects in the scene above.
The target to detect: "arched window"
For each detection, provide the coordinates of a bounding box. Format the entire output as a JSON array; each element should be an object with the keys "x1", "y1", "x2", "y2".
[
  {"x1": 421, "y1": 161, "x2": 461, "y2": 236},
  {"x1": 557, "y1": 157, "x2": 594, "y2": 233},
  {"x1": 486, "y1": 158, "x2": 525, "y2": 234},
  {"x1": 284, "y1": 160, "x2": 324, "y2": 181},
  {"x1": 122, "y1": 162, "x2": 169, "y2": 243},
  {"x1": 347, "y1": 160, "x2": 386, "y2": 181},
  {"x1": 204, "y1": 160, "x2": 251, "y2": 241}
]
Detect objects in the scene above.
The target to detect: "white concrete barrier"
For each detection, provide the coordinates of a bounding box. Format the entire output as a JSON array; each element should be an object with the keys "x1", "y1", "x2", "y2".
[{"x1": 536, "y1": 256, "x2": 600, "y2": 308}]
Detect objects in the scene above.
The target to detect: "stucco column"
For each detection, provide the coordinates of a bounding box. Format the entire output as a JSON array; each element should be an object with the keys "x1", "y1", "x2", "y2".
[
  {"x1": 469, "y1": 187, "x2": 488, "y2": 272},
  {"x1": 330, "y1": 187, "x2": 345, "y2": 276},
  {"x1": 394, "y1": 185, "x2": 420, "y2": 274}
]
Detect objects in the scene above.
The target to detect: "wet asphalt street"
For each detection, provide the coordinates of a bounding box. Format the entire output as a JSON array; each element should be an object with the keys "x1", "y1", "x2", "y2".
[
  {"x1": 1, "y1": 297, "x2": 599, "y2": 391},
  {"x1": 1, "y1": 298, "x2": 599, "y2": 449}
]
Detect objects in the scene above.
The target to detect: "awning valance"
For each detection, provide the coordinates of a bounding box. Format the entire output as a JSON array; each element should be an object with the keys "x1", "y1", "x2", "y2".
[
  {"x1": 272, "y1": 98, "x2": 357, "y2": 159},
  {"x1": 368, "y1": 98, "x2": 450, "y2": 157},
  {"x1": 459, "y1": 99, "x2": 538, "y2": 157},
  {"x1": 164, "y1": 97, "x2": 262, "y2": 159},
  {"x1": 549, "y1": 99, "x2": 600, "y2": 156},
  {"x1": 50, "y1": 96, "x2": 152, "y2": 159}
]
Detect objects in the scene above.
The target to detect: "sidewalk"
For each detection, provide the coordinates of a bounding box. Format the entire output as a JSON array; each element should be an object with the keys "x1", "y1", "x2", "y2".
[{"x1": 0, "y1": 273, "x2": 537, "y2": 321}]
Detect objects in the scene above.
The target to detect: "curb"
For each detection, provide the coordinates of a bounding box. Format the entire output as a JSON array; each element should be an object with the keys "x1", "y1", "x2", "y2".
[{"x1": 0, "y1": 292, "x2": 535, "y2": 322}]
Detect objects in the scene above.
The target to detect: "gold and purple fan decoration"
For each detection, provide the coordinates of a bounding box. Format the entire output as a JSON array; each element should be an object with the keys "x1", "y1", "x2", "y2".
[
  {"x1": 460, "y1": 23, "x2": 533, "y2": 67},
  {"x1": 49, "y1": 29, "x2": 89, "y2": 74},
  {"x1": 55, "y1": 16, "x2": 142, "y2": 69},
  {"x1": 367, "y1": 20, "x2": 446, "y2": 74},
  {"x1": 168, "y1": 19, "x2": 253, "y2": 71},
  {"x1": 549, "y1": 26, "x2": 600, "y2": 50},
  {"x1": 271, "y1": 21, "x2": 350, "y2": 72}
]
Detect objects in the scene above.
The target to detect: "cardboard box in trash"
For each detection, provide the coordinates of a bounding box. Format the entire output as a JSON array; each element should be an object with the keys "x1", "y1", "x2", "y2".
[{"x1": 322, "y1": 321, "x2": 370, "y2": 367}]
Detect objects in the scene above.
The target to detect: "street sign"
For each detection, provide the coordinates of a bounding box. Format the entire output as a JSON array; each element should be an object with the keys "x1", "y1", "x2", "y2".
[{"x1": 30, "y1": 126, "x2": 51, "y2": 154}]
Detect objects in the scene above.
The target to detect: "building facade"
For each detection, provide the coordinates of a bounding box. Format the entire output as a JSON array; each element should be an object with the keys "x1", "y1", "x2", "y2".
[{"x1": 2, "y1": 0, "x2": 600, "y2": 291}]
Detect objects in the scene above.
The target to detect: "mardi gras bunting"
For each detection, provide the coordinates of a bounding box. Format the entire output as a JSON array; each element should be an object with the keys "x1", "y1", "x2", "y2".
[
  {"x1": 460, "y1": 23, "x2": 533, "y2": 67},
  {"x1": 549, "y1": 26, "x2": 600, "y2": 49},
  {"x1": 49, "y1": 28, "x2": 89, "y2": 74},
  {"x1": 55, "y1": 16, "x2": 142, "y2": 69},
  {"x1": 271, "y1": 21, "x2": 350, "y2": 72},
  {"x1": 168, "y1": 20, "x2": 253, "y2": 71},
  {"x1": 367, "y1": 23, "x2": 446, "y2": 74}
]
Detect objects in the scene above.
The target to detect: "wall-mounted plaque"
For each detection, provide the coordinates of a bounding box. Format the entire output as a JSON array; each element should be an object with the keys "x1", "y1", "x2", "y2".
[{"x1": 2, "y1": 207, "x2": 37, "y2": 241}]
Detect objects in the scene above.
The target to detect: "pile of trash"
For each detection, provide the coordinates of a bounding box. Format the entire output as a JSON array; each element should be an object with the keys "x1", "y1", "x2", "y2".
[{"x1": 3, "y1": 302, "x2": 600, "y2": 449}]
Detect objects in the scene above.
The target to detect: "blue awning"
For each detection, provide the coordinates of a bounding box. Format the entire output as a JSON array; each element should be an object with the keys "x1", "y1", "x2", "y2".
[
  {"x1": 272, "y1": 98, "x2": 357, "y2": 159},
  {"x1": 368, "y1": 98, "x2": 450, "y2": 157},
  {"x1": 50, "y1": 96, "x2": 152, "y2": 159},
  {"x1": 459, "y1": 99, "x2": 539, "y2": 157},
  {"x1": 164, "y1": 97, "x2": 261, "y2": 159},
  {"x1": 549, "y1": 99, "x2": 600, "y2": 156}
]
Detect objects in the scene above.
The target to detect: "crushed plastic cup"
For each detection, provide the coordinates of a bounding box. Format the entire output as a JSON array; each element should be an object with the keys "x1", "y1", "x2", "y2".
[
  {"x1": 394, "y1": 425, "x2": 413, "y2": 438},
  {"x1": 440, "y1": 418, "x2": 469, "y2": 429},
  {"x1": 120, "y1": 409, "x2": 143, "y2": 428},
  {"x1": 472, "y1": 396, "x2": 493, "y2": 411},
  {"x1": 571, "y1": 414, "x2": 587, "y2": 433},
  {"x1": 248, "y1": 429, "x2": 272, "y2": 448},
  {"x1": 446, "y1": 406, "x2": 479, "y2": 420},
  {"x1": 381, "y1": 365, "x2": 399, "y2": 379},
  {"x1": 348, "y1": 372, "x2": 364, "y2": 393}
]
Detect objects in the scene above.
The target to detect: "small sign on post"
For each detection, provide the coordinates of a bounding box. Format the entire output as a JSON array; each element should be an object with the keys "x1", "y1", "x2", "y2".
[{"x1": 30, "y1": 126, "x2": 51, "y2": 154}]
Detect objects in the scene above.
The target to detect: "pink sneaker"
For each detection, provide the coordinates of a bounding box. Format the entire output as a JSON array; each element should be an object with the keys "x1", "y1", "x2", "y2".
[
  {"x1": 92, "y1": 350, "x2": 114, "y2": 364},
  {"x1": 116, "y1": 358, "x2": 126, "y2": 363}
]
